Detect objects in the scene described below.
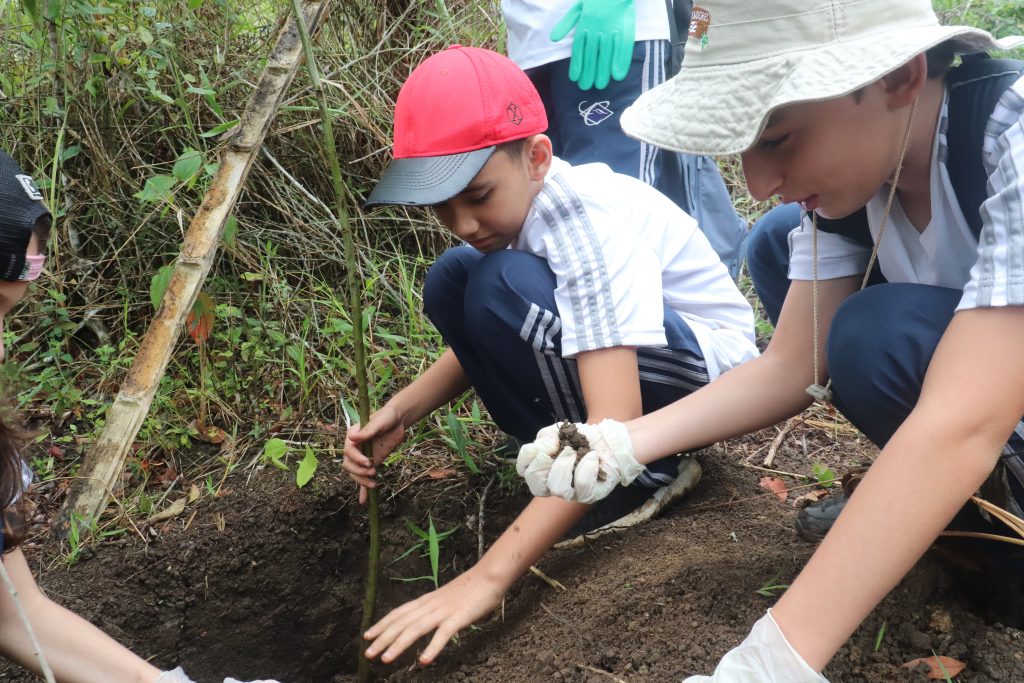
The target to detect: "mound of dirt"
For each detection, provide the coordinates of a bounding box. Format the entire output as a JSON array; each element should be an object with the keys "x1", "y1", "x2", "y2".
[{"x1": 3, "y1": 431, "x2": 1022, "y2": 683}]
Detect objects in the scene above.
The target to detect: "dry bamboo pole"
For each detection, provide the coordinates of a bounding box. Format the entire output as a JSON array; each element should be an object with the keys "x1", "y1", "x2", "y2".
[{"x1": 58, "y1": 0, "x2": 332, "y2": 533}]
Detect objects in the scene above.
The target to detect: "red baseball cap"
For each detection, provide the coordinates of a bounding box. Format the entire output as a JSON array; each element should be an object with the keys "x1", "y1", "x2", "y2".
[{"x1": 366, "y1": 45, "x2": 548, "y2": 207}]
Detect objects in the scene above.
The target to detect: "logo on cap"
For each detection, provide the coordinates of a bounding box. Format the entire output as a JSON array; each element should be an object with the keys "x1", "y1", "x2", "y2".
[
  {"x1": 689, "y1": 7, "x2": 711, "y2": 49},
  {"x1": 507, "y1": 102, "x2": 524, "y2": 125},
  {"x1": 15, "y1": 174, "x2": 42, "y2": 201}
]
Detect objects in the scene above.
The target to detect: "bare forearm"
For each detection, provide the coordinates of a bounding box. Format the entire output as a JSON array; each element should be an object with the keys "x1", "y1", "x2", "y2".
[
  {"x1": 628, "y1": 350, "x2": 814, "y2": 464},
  {"x1": 0, "y1": 550, "x2": 161, "y2": 683},
  {"x1": 774, "y1": 417, "x2": 1001, "y2": 670},
  {"x1": 475, "y1": 497, "x2": 588, "y2": 587},
  {"x1": 387, "y1": 348, "x2": 471, "y2": 425}
]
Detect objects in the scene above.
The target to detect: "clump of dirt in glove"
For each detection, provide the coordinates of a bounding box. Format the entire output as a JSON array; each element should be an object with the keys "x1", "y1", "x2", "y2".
[
  {"x1": 557, "y1": 421, "x2": 606, "y2": 484},
  {"x1": 5, "y1": 421, "x2": 1023, "y2": 683}
]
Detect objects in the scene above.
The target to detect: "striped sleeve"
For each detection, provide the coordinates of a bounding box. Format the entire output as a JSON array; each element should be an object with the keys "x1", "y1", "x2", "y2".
[
  {"x1": 959, "y1": 74, "x2": 1024, "y2": 310},
  {"x1": 532, "y1": 175, "x2": 666, "y2": 357}
]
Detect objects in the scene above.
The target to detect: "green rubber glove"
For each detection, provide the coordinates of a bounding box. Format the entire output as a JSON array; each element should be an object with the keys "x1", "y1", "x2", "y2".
[{"x1": 549, "y1": 0, "x2": 636, "y2": 91}]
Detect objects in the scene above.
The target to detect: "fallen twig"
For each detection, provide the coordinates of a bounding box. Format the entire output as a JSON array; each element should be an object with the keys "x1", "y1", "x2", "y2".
[
  {"x1": 939, "y1": 530, "x2": 1024, "y2": 548},
  {"x1": 764, "y1": 417, "x2": 799, "y2": 467},
  {"x1": 529, "y1": 565, "x2": 567, "y2": 591},
  {"x1": 477, "y1": 474, "x2": 496, "y2": 561},
  {"x1": 577, "y1": 663, "x2": 629, "y2": 683}
]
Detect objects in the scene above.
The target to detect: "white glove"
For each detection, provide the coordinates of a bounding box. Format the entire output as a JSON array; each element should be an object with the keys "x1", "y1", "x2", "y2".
[
  {"x1": 516, "y1": 419, "x2": 643, "y2": 503},
  {"x1": 683, "y1": 610, "x2": 829, "y2": 682},
  {"x1": 157, "y1": 668, "x2": 283, "y2": 683}
]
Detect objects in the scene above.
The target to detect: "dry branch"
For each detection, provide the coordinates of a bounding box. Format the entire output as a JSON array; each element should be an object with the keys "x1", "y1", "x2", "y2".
[{"x1": 58, "y1": 0, "x2": 332, "y2": 532}]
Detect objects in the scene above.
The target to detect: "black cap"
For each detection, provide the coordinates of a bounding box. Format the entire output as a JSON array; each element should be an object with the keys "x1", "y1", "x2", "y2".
[{"x1": 0, "y1": 149, "x2": 50, "y2": 282}]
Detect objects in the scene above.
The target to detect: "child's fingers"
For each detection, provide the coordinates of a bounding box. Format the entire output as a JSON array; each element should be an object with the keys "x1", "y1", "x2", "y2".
[
  {"x1": 347, "y1": 473, "x2": 376, "y2": 489},
  {"x1": 341, "y1": 455, "x2": 375, "y2": 477},
  {"x1": 365, "y1": 598, "x2": 421, "y2": 640},
  {"x1": 419, "y1": 620, "x2": 459, "y2": 664},
  {"x1": 358, "y1": 484, "x2": 368, "y2": 505},
  {"x1": 365, "y1": 603, "x2": 434, "y2": 661},
  {"x1": 377, "y1": 609, "x2": 440, "y2": 663}
]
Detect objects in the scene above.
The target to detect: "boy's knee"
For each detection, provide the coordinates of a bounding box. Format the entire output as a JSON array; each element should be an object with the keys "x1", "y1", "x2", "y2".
[
  {"x1": 423, "y1": 247, "x2": 480, "y2": 321},
  {"x1": 464, "y1": 251, "x2": 554, "y2": 334}
]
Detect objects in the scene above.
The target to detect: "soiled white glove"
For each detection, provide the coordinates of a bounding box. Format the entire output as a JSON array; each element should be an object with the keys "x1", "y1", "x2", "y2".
[
  {"x1": 516, "y1": 419, "x2": 642, "y2": 503},
  {"x1": 157, "y1": 668, "x2": 283, "y2": 683},
  {"x1": 683, "y1": 610, "x2": 829, "y2": 683}
]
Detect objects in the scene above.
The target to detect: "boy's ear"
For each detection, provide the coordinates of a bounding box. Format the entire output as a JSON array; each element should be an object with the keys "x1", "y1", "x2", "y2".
[
  {"x1": 880, "y1": 53, "x2": 928, "y2": 109},
  {"x1": 524, "y1": 134, "x2": 553, "y2": 181}
]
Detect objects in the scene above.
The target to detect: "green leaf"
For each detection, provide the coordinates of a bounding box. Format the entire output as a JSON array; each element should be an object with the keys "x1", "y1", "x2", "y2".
[
  {"x1": 172, "y1": 148, "x2": 203, "y2": 182},
  {"x1": 200, "y1": 118, "x2": 239, "y2": 138},
  {"x1": 187, "y1": 86, "x2": 216, "y2": 95},
  {"x1": 262, "y1": 438, "x2": 289, "y2": 471},
  {"x1": 427, "y1": 515, "x2": 440, "y2": 588},
  {"x1": 404, "y1": 518, "x2": 428, "y2": 540},
  {"x1": 136, "y1": 26, "x2": 154, "y2": 45},
  {"x1": 134, "y1": 174, "x2": 175, "y2": 203},
  {"x1": 222, "y1": 215, "x2": 237, "y2": 247},
  {"x1": 149, "y1": 264, "x2": 174, "y2": 311},
  {"x1": 296, "y1": 446, "x2": 318, "y2": 488}
]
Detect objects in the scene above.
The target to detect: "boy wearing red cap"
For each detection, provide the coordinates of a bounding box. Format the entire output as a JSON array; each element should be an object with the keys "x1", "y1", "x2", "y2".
[
  {"x1": 516, "y1": 0, "x2": 1024, "y2": 679},
  {"x1": 343, "y1": 45, "x2": 757, "y2": 665}
]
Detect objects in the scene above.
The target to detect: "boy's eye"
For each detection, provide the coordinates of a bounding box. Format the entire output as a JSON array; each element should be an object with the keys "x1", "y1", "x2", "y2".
[
  {"x1": 469, "y1": 191, "x2": 491, "y2": 205},
  {"x1": 758, "y1": 133, "x2": 789, "y2": 150}
]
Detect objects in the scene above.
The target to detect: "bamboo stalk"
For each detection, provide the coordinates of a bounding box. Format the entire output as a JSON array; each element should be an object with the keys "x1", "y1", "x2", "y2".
[
  {"x1": 286, "y1": 3, "x2": 378, "y2": 681},
  {"x1": 57, "y1": 0, "x2": 332, "y2": 533}
]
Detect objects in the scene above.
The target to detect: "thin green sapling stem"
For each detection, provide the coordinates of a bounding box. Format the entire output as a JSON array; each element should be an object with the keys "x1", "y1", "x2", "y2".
[{"x1": 287, "y1": 2, "x2": 379, "y2": 680}]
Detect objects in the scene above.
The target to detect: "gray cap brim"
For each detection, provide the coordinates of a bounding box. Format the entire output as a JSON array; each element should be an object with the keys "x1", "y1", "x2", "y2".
[{"x1": 365, "y1": 146, "x2": 496, "y2": 208}]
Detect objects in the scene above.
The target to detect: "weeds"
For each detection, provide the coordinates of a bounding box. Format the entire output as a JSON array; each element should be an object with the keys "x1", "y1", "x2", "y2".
[{"x1": 394, "y1": 515, "x2": 457, "y2": 589}]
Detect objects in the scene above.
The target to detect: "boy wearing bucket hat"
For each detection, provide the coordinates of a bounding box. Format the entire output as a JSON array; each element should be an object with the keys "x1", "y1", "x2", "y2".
[
  {"x1": 345, "y1": 45, "x2": 758, "y2": 665},
  {"x1": 0, "y1": 149, "x2": 280, "y2": 682},
  {"x1": 515, "y1": 0, "x2": 1024, "y2": 679}
]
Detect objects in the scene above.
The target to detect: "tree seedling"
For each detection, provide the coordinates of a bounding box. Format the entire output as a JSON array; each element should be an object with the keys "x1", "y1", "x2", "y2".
[
  {"x1": 812, "y1": 462, "x2": 836, "y2": 488},
  {"x1": 393, "y1": 515, "x2": 457, "y2": 589},
  {"x1": 873, "y1": 619, "x2": 887, "y2": 652}
]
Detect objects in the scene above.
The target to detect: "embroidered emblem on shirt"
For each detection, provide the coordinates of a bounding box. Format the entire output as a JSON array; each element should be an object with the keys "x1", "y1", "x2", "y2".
[
  {"x1": 507, "y1": 102, "x2": 524, "y2": 125},
  {"x1": 689, "y1": 6, "x2": 710, "y2": 50},
  {"x1": 15, "y1": 174, "x2": 42, "y2": 201},
  {"x1": 578, "y1": 100, "x2": 613, "y2": 126}
]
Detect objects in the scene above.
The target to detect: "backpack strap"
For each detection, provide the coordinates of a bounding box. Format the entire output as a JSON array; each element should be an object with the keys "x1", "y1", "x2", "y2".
[
  {"x1": 945, "y1": 55, "x2": 1024, "y2": 237},
  {"x1": 814, "y1": 55, "x2": 1024, "y2": 246}
]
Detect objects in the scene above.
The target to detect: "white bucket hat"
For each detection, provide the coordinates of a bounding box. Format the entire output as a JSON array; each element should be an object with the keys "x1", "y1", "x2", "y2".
[{"x1": 620, "y1": 0, "x2": 1024, "y2": 156}]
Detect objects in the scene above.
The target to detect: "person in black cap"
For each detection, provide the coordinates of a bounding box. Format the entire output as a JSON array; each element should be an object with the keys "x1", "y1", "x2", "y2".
[{"x1": 0, "y1": 149, "x2": 281, "y2": 682}]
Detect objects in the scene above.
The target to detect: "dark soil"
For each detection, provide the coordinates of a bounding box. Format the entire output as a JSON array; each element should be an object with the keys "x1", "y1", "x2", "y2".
[{"x1": 2, "y1": 414, "x2": 1023, "y2": 682}]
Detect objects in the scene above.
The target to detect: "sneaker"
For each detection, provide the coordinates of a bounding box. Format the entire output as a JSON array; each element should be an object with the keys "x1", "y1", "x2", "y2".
[
  {"x1": 794, "y1": 466, "x2": 868, "y2": 542},
  {"x1": 554, "y1": 455, "x2": 702, "y2": 549}
]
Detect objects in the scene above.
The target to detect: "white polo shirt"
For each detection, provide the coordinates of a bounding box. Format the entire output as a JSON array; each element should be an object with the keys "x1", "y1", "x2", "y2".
[{"x1": 514, "y1": 157, "x2": 759, "y2": 380}]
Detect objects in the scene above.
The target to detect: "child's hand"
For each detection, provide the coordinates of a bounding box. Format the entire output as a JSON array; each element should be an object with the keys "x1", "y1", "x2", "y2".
[
  {"x1": 682, "y1": 610, "x2": 828, "y2": 682},
  {"x1": 342, "y1": 404, "x2": 407, "y2": 504},
  {"x1": 363, "y1": 567, "x2": 504, "y2": 666},
  {"x1": 517, "y1": 419, "x2": 643, "y2": 503}
]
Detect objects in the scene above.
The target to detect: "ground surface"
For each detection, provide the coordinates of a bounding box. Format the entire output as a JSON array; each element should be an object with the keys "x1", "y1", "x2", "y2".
[{"x1": 2, "y1": 413, "x2": 1023, "y2": 682}]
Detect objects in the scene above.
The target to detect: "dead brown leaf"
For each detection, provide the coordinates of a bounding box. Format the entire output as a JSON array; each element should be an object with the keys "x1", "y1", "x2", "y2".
[
  {"x1": 427, "y1": 467, "x2": 457, "y2": 479},
  {"x1": 792, "y1": 489, "x2": 829, "y2": 508},
  {"x1": 901, "y1": 655, "x2": 966, "y2": 680},
  {"x1": 758, "y1": 476, "x2": 788, "y2": 502}
]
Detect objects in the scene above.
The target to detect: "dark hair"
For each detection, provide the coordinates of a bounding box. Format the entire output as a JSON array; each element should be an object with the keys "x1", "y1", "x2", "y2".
[
  {"x1": 496, "y1": 137, "x2": 529, "y2": 162},
  {"x1": 926, "y1": 40, "x2": 957, "y2": 80},
  {"x1": 0, "y1": 406, "x2": 28, "y2": 553}
]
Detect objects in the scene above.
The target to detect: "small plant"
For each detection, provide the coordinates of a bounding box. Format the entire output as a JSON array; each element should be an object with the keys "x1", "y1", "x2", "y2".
[
  {"x1": 812, "y1": 462, "x2": 836, "y2": 488},
  {"x1": 755, "y1": 580, "x2": 790, "y2": 598},
  {"x1": 262, "y1": 438, "x2": 289, "y2": 471},
  {"x1": 393, "y1": 515, "x2": 457, "y2": 589},
  {"x1": 443, "y1": 411, "x2": 480, "y2": 474},
  {"x1": 873, "y1": 619, "x2": 887, "y2": 652}
]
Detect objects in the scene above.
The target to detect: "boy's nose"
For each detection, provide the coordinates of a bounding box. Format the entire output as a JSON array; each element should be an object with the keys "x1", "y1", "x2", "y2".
[
  {"x1": 741, "y1": 153, "x2": 783, "y2": 203},
  {"x1": 451, "y1": 212, "x2": 479, "y2": 240}
]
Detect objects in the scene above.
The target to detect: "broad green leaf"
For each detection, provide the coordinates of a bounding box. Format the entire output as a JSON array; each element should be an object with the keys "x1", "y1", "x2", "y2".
[
  {"x1": 149, "y1": 264, "x2": 174, "y2": 311},
  {"x1": 222, "y1": 215, "x2": 237, "y2": 247},
  {"x1": 172, "y1": 148, "x2": 203, "y2": 182},
  {"x1": 134, "y1": 174, "x2": 175, "y2": 203},
  {"x1": 263, "y1": 438, "x2": 288, "y2": 470},
  {"x1": 296, "y1": 447, "x2": 318, "y2": 488}
]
